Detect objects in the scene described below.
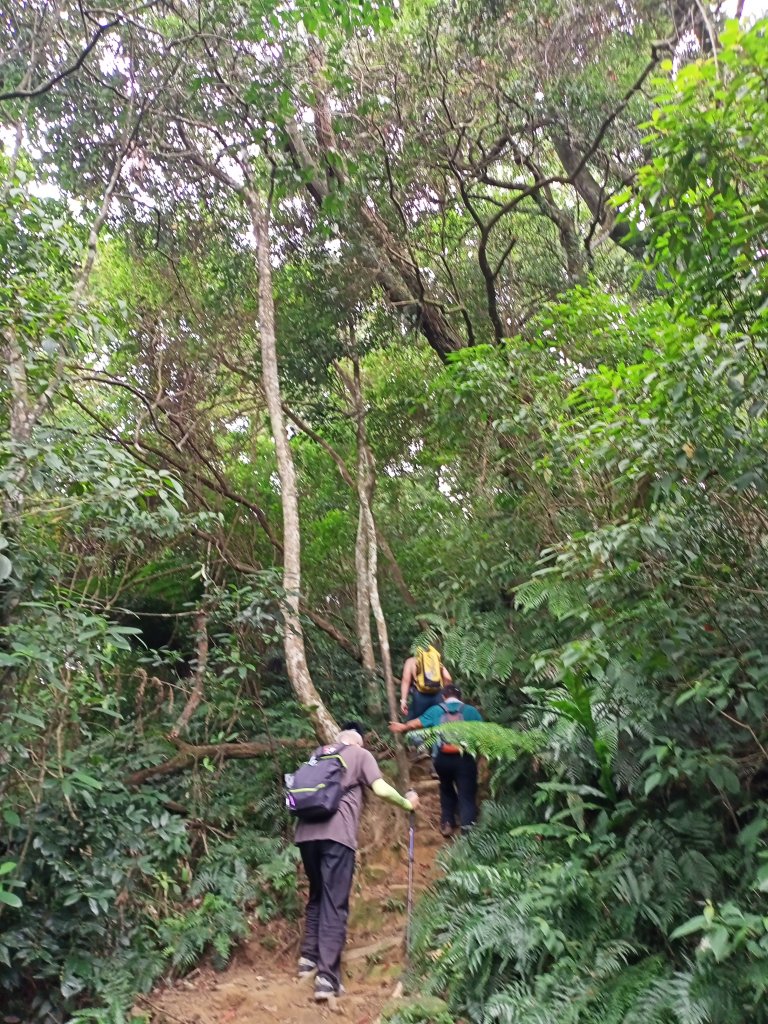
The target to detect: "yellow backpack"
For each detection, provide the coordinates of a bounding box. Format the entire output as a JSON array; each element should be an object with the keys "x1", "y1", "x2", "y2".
[{"x1": 414, "y1": 644, "x2": 443, "y2": 694}]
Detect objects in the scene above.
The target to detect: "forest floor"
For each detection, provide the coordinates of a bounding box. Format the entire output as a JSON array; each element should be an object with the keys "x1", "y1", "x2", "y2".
[{"x1": 141, "y1": 763, "x2": 447, "y2": 1024}]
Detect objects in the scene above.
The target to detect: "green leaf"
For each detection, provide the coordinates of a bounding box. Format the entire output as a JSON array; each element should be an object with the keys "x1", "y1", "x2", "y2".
[
  {"x1": 707, "y1": 924, "x2": 730, "y2": 961},
  {"x1": 644, "y1": 771, "x2": 663, "y2": 795},
  {"x1": 670, "y1": 914, "x2": 707, "y2": 939},
  {"x1": 0, "y1": 553, "x2": 12, "y2": 582},
  {"x1": 13, "y1": 710, "x2": 44, "y2": 728},
  {"x1": 755, "y1": 863, "x2": 768, "y2": 893},
  {"x1": 0, "y1": 890, "x2": 22, "y2": 908},
  {"x1": 70, "y1": 771, "x2": 104, "y2": 791}
]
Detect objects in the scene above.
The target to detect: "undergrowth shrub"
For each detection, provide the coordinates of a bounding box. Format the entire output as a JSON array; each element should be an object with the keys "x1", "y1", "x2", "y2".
[
  {"x1": 0, "y1": 753, "x2": 299, "y2": 1021},
  {"x1": 410, "y1": 794, "x2": 768, "y2": 1024}
]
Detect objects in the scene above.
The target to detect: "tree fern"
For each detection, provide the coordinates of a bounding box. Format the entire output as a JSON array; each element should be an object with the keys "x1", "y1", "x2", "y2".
[
  {"x1": 414, "y1": 721, "x2": 544, "y2": 761},
  {"x1": 514, "y1": 575, "x2": 585, "y2": 621}
]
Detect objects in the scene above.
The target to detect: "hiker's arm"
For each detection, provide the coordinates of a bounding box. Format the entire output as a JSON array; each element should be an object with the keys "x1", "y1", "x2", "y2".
[
  {"x1": 371, "y1": 778, "x2": 420, "y2": 811},
  {"x1": 389, "y1": 717, "x2": 422, "y2": 734},
  {"x1": 399, "y1": 659, "x2": 413, "y2": 714},
  {"x1": 441, "y1": 665, "x2": 453, "y2": 684}
]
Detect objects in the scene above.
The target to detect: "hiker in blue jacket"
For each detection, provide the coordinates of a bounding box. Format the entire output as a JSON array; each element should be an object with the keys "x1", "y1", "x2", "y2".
[{"x1": 390, "y1": 685, "x2": 483, "y2": 837}]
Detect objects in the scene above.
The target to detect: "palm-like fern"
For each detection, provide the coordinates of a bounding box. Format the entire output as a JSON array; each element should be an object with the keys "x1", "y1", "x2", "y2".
[{"x1": 414, "y1": 720, "x2": 543, "y2": 761}]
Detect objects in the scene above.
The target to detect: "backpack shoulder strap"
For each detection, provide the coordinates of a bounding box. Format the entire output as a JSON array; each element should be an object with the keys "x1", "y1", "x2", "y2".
[{"x1": 318, "y1": 742, "x2": 348, "y2": 760}]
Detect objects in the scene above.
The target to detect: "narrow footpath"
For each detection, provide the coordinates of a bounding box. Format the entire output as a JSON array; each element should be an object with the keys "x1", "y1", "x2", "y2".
[{"x1": 143, "y1": 765, "x2": 445, "y2": 1024}]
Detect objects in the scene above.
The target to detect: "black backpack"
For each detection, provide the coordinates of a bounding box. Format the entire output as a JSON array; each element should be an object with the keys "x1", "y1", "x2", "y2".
[{"x1": 284, "y1": 743, "x2": 349, "y2": 822}]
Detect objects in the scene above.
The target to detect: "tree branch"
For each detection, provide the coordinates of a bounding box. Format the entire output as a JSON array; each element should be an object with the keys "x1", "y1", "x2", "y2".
[
  {"x1": 124, "y1": 736, "x2": 315, "y2": 788},
  {"x1": 0, "y1": 18, "x2": 121, "y2": 102}
]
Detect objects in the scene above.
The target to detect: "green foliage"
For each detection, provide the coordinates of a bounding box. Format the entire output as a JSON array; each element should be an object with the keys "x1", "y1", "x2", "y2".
[
  {"x1": 6, "y1": 6, "x2": 768, "y2": 1024},
  {"x1": 160, "y1": 894, "x2": 250, "y2": 973},
  {"x1": 0, "y1": 362, "x2": 300, "y2": 1018},
  {"x1": 409, "y1": 795, "x2": 766, "y2": 1023},
  {"x1": 382, "y1": 996, "x2": 454, "y2": 1024},
  {"x1": 414, "y1": 721, "x2": 543, "y2": 762},
  {"x1": 406, "y1": 21, "x2": 768, "y2": 1024},
  {"x1": 158, "y1": 832, "x2": 301, "y2": 973},
  {"x1": 0, "y1": 748, "x2": 300, "y2": 1019}
]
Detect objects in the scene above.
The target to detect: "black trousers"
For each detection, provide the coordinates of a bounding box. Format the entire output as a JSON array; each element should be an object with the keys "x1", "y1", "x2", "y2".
[
  {"x1": 433, "y1": 750, "x2": 478, "y2": 829},
  {"x1": 298, "y1": 839, "x2": 355, "y2": 990}
]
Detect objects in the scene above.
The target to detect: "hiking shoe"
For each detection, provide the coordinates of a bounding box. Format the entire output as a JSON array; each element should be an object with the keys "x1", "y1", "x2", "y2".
[
  {"x1": 440, "y1": 821, "x2": 455, "y2": 838},
  {"x1": 297, "y1": 956, "x2": 316, "y2": 978},
  {"x1": 314, "y1": 975, "x2": 336, "y2": 1002}
]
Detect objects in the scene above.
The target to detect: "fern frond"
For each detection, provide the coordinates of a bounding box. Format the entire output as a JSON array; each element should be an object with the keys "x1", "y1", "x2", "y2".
[{"x1": 414, "y1": 721, "x2": 544, "y2": 761}]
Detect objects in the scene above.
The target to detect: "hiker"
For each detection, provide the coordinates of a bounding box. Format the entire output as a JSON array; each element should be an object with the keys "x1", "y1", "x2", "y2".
[
  {"x1": 390, "y1": 685, "x2": 482, "y2": 837},
  {"x1": 399, "y1": 643, "x2": 453, "y2": 718},
  {"x1": 290, "y1": 728, "x2": 419, "y2": 1002}
]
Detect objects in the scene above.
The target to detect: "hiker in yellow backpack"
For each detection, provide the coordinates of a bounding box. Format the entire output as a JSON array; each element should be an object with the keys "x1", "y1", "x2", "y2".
[{"x1": 399, "y1": 642, "x2": 452, "y2": 719}]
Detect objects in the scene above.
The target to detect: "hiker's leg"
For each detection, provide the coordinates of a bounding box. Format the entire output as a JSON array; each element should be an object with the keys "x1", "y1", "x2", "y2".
[
  {"x1": 298, "y1": 841, "x2": 322, "y2": 965},
  {"x1": 410, "y1": 690, "x2": 441, "y2": 719},
  {"x1": 434, "y1": 752, "x2": 458, "y2": 828},
  {"x1": 316, "y1": 840, "x2": 356, "y2": 991},
  {"x1": 455, "y1": 754, "x2": 479, "y2": 830}
]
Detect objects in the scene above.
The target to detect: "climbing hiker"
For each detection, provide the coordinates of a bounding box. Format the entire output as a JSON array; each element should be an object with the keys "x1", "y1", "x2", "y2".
[
  {"x1": 390, "y1": 685, "x2": 482, "y2": 838},
  {"x1": 286, "y1": 728, "x2": 419, "y2": 1002},
  {"x1": 399, "y1": 643, "x2": 452, "y2": 718}
]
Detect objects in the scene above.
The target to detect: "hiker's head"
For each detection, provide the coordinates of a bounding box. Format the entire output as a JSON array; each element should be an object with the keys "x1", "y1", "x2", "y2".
[
  {"x1": 342, "y1": 719, "x2": 367, "y2": 738},
  {"x1": 336, "y1": 728, "x2": 364, "y2": 747},
  {"x1": 442, "y1": 684, "x2": 462, "y2": 700}
]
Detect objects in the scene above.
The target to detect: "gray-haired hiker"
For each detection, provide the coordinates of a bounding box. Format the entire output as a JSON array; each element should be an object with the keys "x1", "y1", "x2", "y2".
[{"x1": 286, "y1": 728, "x2": 419, "y2": 1002}]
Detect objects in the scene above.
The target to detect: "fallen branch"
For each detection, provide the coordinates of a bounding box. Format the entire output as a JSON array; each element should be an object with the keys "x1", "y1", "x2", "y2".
[{"x1": 124, "y1": 736, "x2": 314, "y2": 788}]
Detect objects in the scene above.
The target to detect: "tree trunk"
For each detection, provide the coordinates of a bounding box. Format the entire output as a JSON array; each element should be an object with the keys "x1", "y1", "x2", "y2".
[
  {"x1": 355, "y1": 502, "x2": 380, "y2": 709},
  {"x1": 349, "y1": 342, "x2": 383, "y2": 716},
  {"x1": 125, "y1": 736, "x2": 315, "y2": 788},
  {"x1": 281, "y1": 400, "x2": 418, "y2": 608},
  {"x1": 552, "y1": 134, "x2": 641, "y2": 256},
  {"x1": 2, "y1": 326, "x2": 33, "y2": 525},
  {"x1": 350, "y1": 355, "x2": 409, "y2": 784},
  {"x1": 169, "y1": 608, "x2": 209, "y2": 738},
  {"x1": 245, "y1": 186, "x2": 338, "y2": 744}
]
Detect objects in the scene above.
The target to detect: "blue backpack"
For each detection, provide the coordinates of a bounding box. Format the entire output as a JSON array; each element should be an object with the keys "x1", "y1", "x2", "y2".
[
  {"x1": 436, "y1": 701, "x2": 465, "y2": 755},
  {"x1": 284, "y1": 743, "x2": 349, "y2": 822}
]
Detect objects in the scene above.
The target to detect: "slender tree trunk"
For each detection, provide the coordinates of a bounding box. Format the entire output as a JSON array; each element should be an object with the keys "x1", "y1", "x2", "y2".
[
  {"x1": 355, "y1": 503, "x2": 379, "y2": 704},
  {"x1": 169, "y1": 609, "x2": 209, "y2": 738},
  {"x1": 245, "y1": 186, "x2": 338, "y2": 744},
  {"x1": 0, "y1": 328, "x2": 35, "y2": 635},
  {"x1": 281, "y1": 400, "x2": 417, "y2": 608},
  {"x1": 350, "y1": 341, "x2": 382, "y2": 715},
  {"x1": 350, "y1": 354, "x2": 408, "y2": 784}
]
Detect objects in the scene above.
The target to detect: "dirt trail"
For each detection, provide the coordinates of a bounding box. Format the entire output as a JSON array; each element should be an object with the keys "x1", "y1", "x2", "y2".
[{"x1": 143, "y1": 767, "x2": 445, "y2": 1024}]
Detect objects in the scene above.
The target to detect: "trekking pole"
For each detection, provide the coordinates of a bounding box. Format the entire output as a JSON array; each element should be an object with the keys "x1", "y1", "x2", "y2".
[{"x1": 405, "y1": 810, "x2": 416, "y2": 957}]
